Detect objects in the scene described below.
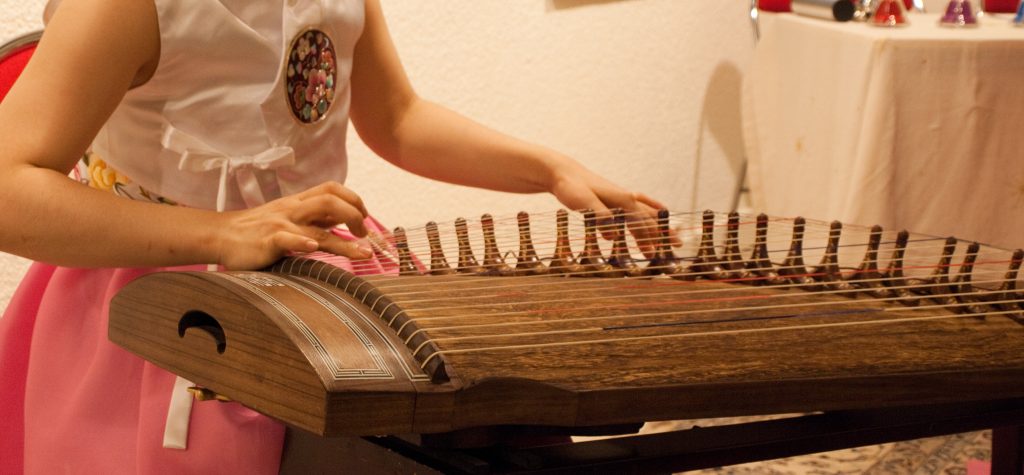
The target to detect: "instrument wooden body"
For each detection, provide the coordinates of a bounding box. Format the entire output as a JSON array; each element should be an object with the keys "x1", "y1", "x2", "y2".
[{"x1": 108, "y1": 211, "x2": 1024, "y2": 437}]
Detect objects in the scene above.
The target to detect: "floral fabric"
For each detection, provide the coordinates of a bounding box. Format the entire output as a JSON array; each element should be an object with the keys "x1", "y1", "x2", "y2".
[{"x1": 72, "y1": 152, "x2": 178, "y2": 206}]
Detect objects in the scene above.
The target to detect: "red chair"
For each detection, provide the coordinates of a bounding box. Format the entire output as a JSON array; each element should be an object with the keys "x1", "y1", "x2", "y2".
[{"x1": 0, "y1": 31, "x2": 43, "y2": 103}]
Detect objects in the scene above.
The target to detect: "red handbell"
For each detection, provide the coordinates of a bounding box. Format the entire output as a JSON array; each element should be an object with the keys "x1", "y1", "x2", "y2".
[
  {"x1": 758, "y1": 0, "x2": 792, "y2": 12},
  {"x1": 982, "y1": 0, "x2": 1018, "y2": 13},
  {"x1": 872, "y1": 0, "x2": 910, "y2": 26}
]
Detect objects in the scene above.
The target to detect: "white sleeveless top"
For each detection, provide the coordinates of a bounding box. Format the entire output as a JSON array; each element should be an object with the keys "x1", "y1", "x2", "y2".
[{"x1": 87, "y1": 0, "x2": 365, "y2": 211}]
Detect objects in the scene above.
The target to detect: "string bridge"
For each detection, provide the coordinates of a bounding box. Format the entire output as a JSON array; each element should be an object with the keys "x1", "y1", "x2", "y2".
[{"x1": 377, "y1": 209, "x2": 1023, "y2": 319}]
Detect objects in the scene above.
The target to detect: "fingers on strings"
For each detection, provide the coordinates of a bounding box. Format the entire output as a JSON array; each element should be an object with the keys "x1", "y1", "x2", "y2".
[
  {"x1": 589, "y1": 192, "x2": 679, "y2": 256},
  {"x1": 292, "y1": 182, "x2": 369, "y2": 237}
]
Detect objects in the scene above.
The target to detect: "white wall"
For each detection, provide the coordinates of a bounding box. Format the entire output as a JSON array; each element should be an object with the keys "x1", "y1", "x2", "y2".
[
  {"x1": 0, "y1": 0, "x2": 756, "y2": 313},
  {"x1": 351, "y1": 1, "x2": 754, "y2": 227},
  {"x1": 0, "y1": 0, "x2": 45, "y2": 39}
]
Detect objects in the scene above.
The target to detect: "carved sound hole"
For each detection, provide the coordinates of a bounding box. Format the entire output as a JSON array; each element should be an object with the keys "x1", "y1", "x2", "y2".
[{"x1": 178, "y1": 310, "x2": 227, "y2": 354}]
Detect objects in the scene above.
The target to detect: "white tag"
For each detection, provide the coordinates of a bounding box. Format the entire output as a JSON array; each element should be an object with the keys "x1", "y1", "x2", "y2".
[{"x1": 162, "y1": 376, "x2": 195, "y2": 450}]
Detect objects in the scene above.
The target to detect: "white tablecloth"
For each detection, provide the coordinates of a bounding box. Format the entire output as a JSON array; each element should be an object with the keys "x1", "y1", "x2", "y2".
[{"x1": 743, "y1": 12, "x2": 1024, "y2": 250}]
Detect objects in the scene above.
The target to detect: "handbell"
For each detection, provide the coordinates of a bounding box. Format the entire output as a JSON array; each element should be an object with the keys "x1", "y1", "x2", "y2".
[
  {"x1": 981, "y1": 0, "x2": 1019, "y2": 13},
  {"x1": 940, "y1": 0, "x2": 979, "y2": 26},
  {"x1": 871, "y1": 0, "x2": 909, "y2": 25}
]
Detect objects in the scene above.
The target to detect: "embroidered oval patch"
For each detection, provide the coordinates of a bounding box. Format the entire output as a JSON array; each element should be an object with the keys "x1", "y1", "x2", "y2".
[{"x1": 286, "y1": 29, "x2": 337, "y2": 123}]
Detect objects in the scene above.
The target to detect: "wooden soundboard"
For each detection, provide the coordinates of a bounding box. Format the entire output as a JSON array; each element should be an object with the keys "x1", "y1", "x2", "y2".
[{"x1": 108, "y1": 211, "x2": 1024, "y2": 438}]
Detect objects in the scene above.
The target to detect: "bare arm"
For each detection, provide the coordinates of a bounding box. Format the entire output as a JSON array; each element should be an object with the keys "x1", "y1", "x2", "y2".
[
  {"x1": 349, "y1": 0, "x2": 667, "y2": 248},
  {"x1": 0, "y1": 0, "x2": 370, "y2": 269}
]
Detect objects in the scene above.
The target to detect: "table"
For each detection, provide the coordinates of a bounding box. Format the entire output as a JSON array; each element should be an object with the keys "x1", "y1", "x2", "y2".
[
  {"x1": 277, "y1": 399, "x2": 1024, "y2": 473},
  {"x1": 742, "y1": 12, "x2": 1024, "y2": 251}
]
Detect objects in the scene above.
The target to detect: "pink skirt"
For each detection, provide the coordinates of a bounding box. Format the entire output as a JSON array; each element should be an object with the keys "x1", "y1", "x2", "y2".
[{"x1": 0, "y1": 220, "x2": 397, "y2": 474}]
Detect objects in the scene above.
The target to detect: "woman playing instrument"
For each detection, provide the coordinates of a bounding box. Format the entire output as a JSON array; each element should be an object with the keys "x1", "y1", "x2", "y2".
[{"x1": 0, "y1": 0, "x2": 668, "y2": 472}]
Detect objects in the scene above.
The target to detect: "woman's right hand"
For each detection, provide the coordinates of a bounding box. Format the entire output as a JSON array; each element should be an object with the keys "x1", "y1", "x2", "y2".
[{"x1": 215, "y1": 182, "x2": 374, "y2": 270}]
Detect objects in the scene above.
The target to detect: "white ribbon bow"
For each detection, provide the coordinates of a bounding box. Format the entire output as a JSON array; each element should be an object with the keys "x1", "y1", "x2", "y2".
[
  {"x1": 178, "y1": 147, "x2": 296, "y2": 212},
  {"x1": 163, "y1": 126, "x2": 297, "y2": 212}
]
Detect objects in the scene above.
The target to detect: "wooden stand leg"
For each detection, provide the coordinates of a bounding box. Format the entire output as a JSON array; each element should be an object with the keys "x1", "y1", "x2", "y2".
[{"x1": 991, "y1": 426, "x2": 1024, "y2": 475}]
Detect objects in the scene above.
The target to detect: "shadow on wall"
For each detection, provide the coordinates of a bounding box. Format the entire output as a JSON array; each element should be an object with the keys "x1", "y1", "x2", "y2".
[
  {"x1": 691, "y1": 61, "x2": 747, "y2": 210},
  {"x1": 547, "y1": 0, "x2": 636, "y2": 11},
  {"x1": 704, "y1": 61, "x2": 746, "y2": 176}
]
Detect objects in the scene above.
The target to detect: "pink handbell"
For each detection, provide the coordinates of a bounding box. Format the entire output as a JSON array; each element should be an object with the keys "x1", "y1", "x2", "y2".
[{"x1": 940, "y1": 0, "x2": 979, "y2": 26}]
